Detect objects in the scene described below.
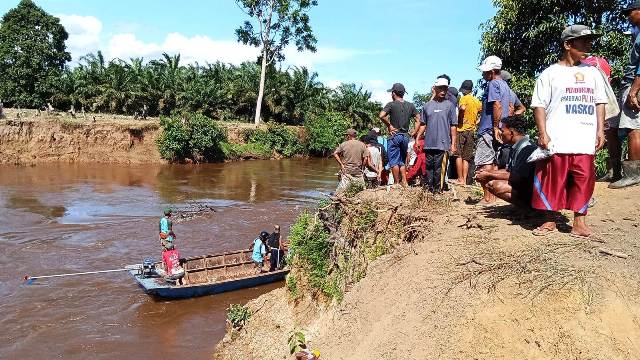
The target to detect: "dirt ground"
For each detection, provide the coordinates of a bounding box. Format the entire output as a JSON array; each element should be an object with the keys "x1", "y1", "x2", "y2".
[{"x1": 214, "y1": 183, "x2": 640, "y2": 360}]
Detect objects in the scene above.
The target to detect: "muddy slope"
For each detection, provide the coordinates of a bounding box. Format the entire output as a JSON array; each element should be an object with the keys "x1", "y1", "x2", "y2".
[
  {"x1": 0, "y1": 111, "x2": 163, "y2": 164},
  {"x1": 214, "y1": 184, "x2": 640, "y2": 360}
]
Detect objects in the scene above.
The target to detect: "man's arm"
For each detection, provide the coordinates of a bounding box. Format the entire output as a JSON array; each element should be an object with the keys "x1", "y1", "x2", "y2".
[
  {"x1": 379, "y1": 109, "x2": 397, "y2": 134},
  {"x1": 595, "y1": 103, "x2": 605, "y2": 151},
  {"x1": 450, "y1": 126, "x2": 457, "y2": 153},
  {"x1": 333, "y1": 150, "x2": 344, "y2": 171},
  {"x1": 412, "y1": 112, "x2": 421, "y2": 136},
  {"x1": 627, "y1": 76, "x2": 640, "y2": 112},
  {"x1": 492, "y1": 101, "x2": 503, "y2": 141},
  {"x1": 415, "y1": 124, "x2": 426, "y2": 143},
  {"x1": 533, "y1": 107, "x2": 550, "y2": 149},
  {"x1": 514, "y1": 103, "x2": 526, "y2": 115},
  {"x1": 458, "y1": 104, "x2": 465, "y2": 126},
  {"x1": 475, "y1": 168, "x2": 509, "y2": 182}
]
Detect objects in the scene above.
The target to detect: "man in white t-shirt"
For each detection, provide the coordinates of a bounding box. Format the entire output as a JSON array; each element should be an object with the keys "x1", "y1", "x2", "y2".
[
  {"x1": 530, "y1": 25, "x2": 607, "y2": 239},
  {"x1": 363, "y1": 135, "x2": 382, "y2": 188}
]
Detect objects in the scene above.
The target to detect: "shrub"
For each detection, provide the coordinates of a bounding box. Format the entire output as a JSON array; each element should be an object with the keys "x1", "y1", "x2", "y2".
[
  {"x1": 288, "y1": 211, "x2": 332, "y2": 294},
  {"x1": 156, "y1": 113, "x2": 227, "y2": 162},
  {"x1": 220, "y1": 141, "x2": 272, "y2": 160},
  {"x1": 247, "y1": 122, "x2": 305, "y2": 157},
  {"x1": 226, "y1": 304, "x2": 252, "y2": 330},
  {"x1": 305, "y1": 112, "x2": 351, "y2": 156}
]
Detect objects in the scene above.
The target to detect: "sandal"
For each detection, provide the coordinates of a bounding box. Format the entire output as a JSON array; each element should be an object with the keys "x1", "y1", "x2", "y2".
[{"x1": 532, "y1": 227, "x2": 557, "y2": 236}]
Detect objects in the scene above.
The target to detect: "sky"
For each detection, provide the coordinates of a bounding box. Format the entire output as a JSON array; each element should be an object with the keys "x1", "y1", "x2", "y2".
[{"x1": 0, "y1": 0, "x2": 497, "y2": 104}]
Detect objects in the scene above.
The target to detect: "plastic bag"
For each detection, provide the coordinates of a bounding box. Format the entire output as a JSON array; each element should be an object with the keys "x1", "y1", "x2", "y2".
[{"x1": 527, "y1": 142, "x2": 554, "y2": 163}]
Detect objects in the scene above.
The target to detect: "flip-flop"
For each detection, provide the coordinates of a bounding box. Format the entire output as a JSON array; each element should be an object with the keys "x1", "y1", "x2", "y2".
[
  {"x1": 532, "y1": 227, "x2": 557, "y2": 236},
  {"x1": 570, "y1": 232, "x2": 605, "y2": 243}
]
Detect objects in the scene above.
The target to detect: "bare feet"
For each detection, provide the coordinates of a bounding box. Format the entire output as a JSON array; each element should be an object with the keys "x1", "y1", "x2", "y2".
[{"x1": 571, "y1": 213, "x2": 592, "y2": 237}]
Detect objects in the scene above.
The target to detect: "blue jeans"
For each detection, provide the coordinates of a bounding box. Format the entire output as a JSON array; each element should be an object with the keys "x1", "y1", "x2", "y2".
[{"x1": 387, "y1": 133, "x2": 409, "y2": 168}]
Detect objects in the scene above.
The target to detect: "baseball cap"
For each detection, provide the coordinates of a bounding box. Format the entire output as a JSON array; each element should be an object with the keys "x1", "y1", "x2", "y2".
[
  {"x1": 561, "y1": 25, "x2": 601, "y2": 42},
  {"x1": 460, "y1": 80, "x2": 473, "y2": 91},
  {"x1": 478, "y1": 55, "x2": 502, "y2": 72},
  {"x1": 345, "y1": 128, "x2": 357, "y2": 136},
  {"x1": 500, "y1": 70, "x2": 512, "y2": 81},
  {"x1": 387, "y1": 83, "x2": 406, "y2": 94},
  {"x1": 623, "y1": 0, "x2": 640, "y2": 14},
  {"x1": 163, "y1": 207, "x2": 172, "y2": 216},
  {"x1": 434, "y1": 78, "x2": 449, "y2": 87}
]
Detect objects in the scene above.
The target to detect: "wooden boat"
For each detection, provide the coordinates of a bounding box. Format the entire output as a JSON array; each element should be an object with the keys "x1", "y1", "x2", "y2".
[{"x1": 127, "y1": 249, "x2": 288, "y2": 299}]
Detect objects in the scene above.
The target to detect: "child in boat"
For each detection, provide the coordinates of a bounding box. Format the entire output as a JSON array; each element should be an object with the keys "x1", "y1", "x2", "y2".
[
  {"x1": 250, "y1": 231, "x2": 268, "y2": 273},
  {"x1": 159, "y1": 208, "x2": 176, "y2": 250},
  {"x1": 161, "y1": 242, "x2": 185, "y2": 283}
]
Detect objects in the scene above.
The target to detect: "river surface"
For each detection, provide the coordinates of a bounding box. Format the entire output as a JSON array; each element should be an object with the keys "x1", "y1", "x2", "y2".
[{"x1": 0, "y1": 159, "x2": 337, "y2": 360}]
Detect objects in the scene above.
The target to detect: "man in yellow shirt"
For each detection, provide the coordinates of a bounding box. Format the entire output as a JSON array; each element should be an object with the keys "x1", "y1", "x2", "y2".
[{"x1": 455, "y1": 80, "x2": 482, "y2": 184}]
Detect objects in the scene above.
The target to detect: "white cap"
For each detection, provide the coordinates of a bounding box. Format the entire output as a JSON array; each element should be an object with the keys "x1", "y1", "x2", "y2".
[
  {"x1": 434, "y1": 77, "x2": 449, "y2": 87},
  {"x1": 478, "y1": 55, "x2": 502, "y2": 72}
]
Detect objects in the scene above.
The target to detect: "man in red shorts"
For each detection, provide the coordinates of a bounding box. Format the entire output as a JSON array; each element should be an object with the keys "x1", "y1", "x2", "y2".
[{"x1": 530, "y1": 25, "x2": 607, "y2": 238}]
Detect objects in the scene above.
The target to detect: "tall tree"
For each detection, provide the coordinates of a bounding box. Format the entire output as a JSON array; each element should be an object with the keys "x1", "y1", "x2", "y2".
[
  {"x1": 235, "y1": 0, "x2": 318, "y2": 125},
  {"x1": 0, "y1": 0, "x2": 71, "y2": 107},
  {"x1": 481, "y1": 0, "x2": 630, "y2": 105}
]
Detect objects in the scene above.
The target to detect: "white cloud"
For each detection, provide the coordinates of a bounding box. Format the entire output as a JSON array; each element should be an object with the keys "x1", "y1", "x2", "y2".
[
  {"x1": 57, "y1": 14, "x2": 102, "y2": 59},
  {"x1": 365, "y1": 80, "x2": 392, "y2": 105}
]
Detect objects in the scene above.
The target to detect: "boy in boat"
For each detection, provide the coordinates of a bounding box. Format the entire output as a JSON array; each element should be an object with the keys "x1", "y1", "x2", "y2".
[
  {"x1": 250, "y1": 231, "x2": 269, "y2": 273},
  {"x1": 268, "y1": 225, "x2": 286, "y2": 271},
  {"x1": 159, "y1": 208, "x2": 176, "y2": 250},
  {"x1": 160, "y1": 242, "x2": 185, "y2": 284}
]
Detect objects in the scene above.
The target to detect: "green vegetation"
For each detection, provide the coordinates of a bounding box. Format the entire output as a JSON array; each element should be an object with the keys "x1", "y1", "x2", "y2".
[
  {"x1": 156, "y1": 113, "x2": 227, "y2": 162},
  {"x1": 305, "y1": 112, "x2": 351, "y2": 156},
  {"x1": 245, "y1": 122, "x2": 305, "y2": 157},
  {"x1": 0, "y1": 0, "x2": 70, "y2": 108},
  {"x1": 288, "y1": 330, "x2": 307, "y2": 355},
  {"x1": 226, "y1": 304, "x2": 252, "y2": 330},
  {"x1": 343, "y1": 181, "x2": 365, "y2": 198},
  {"x1": 287, "y1": 211, "x2": 333, "y2": 296}
]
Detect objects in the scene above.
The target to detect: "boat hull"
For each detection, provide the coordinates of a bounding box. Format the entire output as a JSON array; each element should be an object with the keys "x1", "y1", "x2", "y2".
[{"x1": 128, "y1": 268, "x2": 288, "y2": 299}]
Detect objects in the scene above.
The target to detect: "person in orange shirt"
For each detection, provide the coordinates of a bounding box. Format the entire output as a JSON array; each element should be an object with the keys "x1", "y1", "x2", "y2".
[{"x1": 455, "y1": 80, "x2": 482, "y2": 184}]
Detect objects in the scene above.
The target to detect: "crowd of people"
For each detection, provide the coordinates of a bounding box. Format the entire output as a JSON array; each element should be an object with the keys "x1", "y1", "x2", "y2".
[{"x1": 334, "y1": 3, "x2": 640, "y2": 240}]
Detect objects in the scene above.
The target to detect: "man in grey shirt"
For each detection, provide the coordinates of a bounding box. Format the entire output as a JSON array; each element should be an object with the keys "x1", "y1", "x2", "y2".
[{"x1": 415, "y1": 78, "x2": 458, "y2": 193}]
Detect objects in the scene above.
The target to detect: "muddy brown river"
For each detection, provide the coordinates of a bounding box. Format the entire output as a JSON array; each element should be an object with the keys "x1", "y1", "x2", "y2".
[{"x1": 0, "y1": 159, "x2": 337, "y2": 359}]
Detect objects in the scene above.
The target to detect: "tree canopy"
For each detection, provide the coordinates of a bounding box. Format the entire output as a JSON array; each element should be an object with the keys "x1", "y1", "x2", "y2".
[
  {"x1": 481, "y1": 0, "x2": 632, "y2": 104},
  {"x1": 235, "y1": 0, "x2": 318, "y2": 125},
  {"x1": 0, "y1": 0, "x2": 70, "y2": 107}
]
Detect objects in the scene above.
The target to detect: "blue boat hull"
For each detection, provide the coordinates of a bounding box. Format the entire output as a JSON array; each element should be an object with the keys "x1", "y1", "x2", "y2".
[{"x1": 128, "y1": 267, "x2": 288, "y2": 299}]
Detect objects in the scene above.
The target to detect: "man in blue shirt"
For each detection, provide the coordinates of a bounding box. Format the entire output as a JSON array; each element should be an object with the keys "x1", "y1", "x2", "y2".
[
  {"x1": 611, "y1": 1, "x2": 640, "y2": 189},
  {"x1": 475, "y1": 55, "x2": 513, "y2": 206},
  {"x1": 415, "y1": 78, "x2": 458, "y2": 193},
  {"x1": 159, "y1": 208, "x2": 176, "y2": 250}
]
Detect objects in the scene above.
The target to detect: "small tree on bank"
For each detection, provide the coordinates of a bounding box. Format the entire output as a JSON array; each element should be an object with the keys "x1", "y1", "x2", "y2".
[
  {"x1": 235, "y1": 0, "x2": 318, "y2": 126},
  {"x1": 0, "y1": 0, "x2": 70, "y2": 108}
]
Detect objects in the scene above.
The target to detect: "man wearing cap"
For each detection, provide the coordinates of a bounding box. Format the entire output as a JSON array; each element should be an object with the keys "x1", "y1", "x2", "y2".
[
  {"x1": 611, "y1": 1, "x2": 640, "y2": 189},
  {"x1": 415, "y1": 78, "x2": 458, "y2": 193},
  {"x1": 159, "y1": 208, "x2": 177, "y2": 251},
  {"x1": 379, "y1": 83, "x2": 419, "y2": 187},
  {"x1": 333, "y1": 128, "x2": 368, "y2": 192},
  {"x1": 530, "y1": 25, "x2": 607, "y2": 238},
  {"x1": 475, "y1": 55, "x2": 513, "y2": 205},
  {"x1": 455, "y1": 80, "x2": 481, "y2": 185}
]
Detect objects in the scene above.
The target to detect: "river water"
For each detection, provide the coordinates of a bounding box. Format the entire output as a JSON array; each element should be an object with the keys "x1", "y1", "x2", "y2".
[{"x1": 0, "y1": 159, "x2": 337, "y2": 359}]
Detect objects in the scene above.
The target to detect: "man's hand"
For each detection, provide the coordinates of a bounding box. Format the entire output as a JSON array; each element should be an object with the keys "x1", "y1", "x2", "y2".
[
  {"x1": 595, "y1": 130, "x2": 605, "y2": 151},
  {"x1": 493, "y1": 127, "x2": 503, "y2": 144},
  {"x1": 626, "y1": 93, "x2": 640, "y2": 112},
  {"x1": 388, "y1": 124, "x2": 398, "y2": 135},
  {"x1": 474, "y1": 169, "x2": 489, "y2": 182},
  {"x1": 538, "y1": 131, "x2": 551, "y2": 150}
]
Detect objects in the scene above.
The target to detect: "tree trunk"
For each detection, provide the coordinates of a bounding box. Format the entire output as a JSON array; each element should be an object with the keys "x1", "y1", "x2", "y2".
[{"x1": 254, "y1": 51, "x2": 268, "y2": 126}]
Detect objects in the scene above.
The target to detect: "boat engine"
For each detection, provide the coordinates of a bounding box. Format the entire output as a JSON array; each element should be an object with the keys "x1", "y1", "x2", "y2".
[{"x1": 141, "y1": 258, "x2": 156, "y2": 278}]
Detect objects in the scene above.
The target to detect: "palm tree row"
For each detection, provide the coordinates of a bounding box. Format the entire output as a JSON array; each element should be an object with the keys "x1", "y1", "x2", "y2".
[{"x1": 49, "y1": 51, "x2": 381, "y2": 127}]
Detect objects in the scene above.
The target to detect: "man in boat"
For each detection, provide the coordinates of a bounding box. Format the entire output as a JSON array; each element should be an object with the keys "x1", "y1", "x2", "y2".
[
  {"x1": 250, "y1": 231, "x2": 269, "y2": 273},
  {"x1": 159, "y1": 208, "x2": 176, "y2": 250},
  {"x1": 268, "y1": 225, "x2": 286, "y2": 271}
]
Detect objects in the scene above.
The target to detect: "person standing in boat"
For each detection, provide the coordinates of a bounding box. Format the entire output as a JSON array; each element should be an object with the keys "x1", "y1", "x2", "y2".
[
  {"x1": 250, "y1": 231, "x2": 269, "y2": 273},
  {"x1": 268, "y1": 225, "x2": 286, "y2": 271},
  {"x1": 159, "y1": 208, "x2": 176, "y2": 250}
]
